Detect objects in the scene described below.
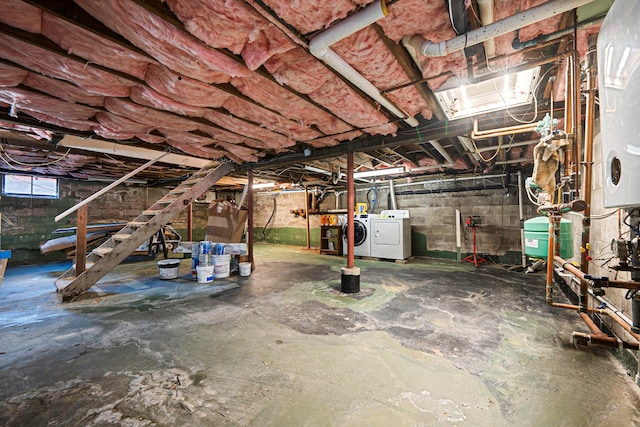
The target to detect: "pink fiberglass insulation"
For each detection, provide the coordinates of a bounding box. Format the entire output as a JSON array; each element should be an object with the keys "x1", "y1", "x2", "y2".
[
  {"x1": 377, "y1": 0, "x2": 467, "y2": 91},
  {"x1": 231, "y1": 74, "x2": 352, "y2": 135},
  {"x1": 92, "y1": 126, "x2": 138, "y2": 141},
  {"x1": 304, "y1": 130, "x2": 363, "y2": 148},
  {"x1": 41, "y1": 12, "x2": 154, "y2": 81},
  {"x1": 0, "y1": 63, "x2": 28, "y2": 87},
  {"x1": 0, "y1": 122, "x2": 52, "y2": 140},
  {"x1": 23, "y1": 73, "x2": 105, "y2": 107},
  {"x1": 136, "y1": 133, "x2": 166, "y2": 144},
  {"x1": 104, "y1": 98, "x2": 198, "y2": 132},
  {"x1": 0, "y1": 88, "x2": 98, "y2": 120},
  {"x1": 333, "y1": 26, "x2": 432, "y2": 120},
  {"x1": 165, "y1": 0, "x2": 265, "y2": 55},
  {"x1": 202, "y1": 109, "x2": 294, "y2": 149},
  {"x1": 308, "y1": 78, "x2": 397, "y2": 133},
  {"x1": 197, "y1": 123, "x2": 258, "y2": 146},
  {"x1": 261, "y1": 0, "x2": 360, "y2": 35},
  {"x1": 264, "y1": 48, "x2": 333, "y2": 94},
  {"x1": 265, "y1": 48, "x2": 398, "y2": 132},
  {"x1": 213, "y1": 141, "x2": 260, "y2": 163},
  {"x1": 379, "y1": 0, "x2": 456, "y2": 43},
  {"x1": 240, "y1": 24, "x2": 297, "y2": 71},
  {"x1": 165, "y1": 0, "x2": 295, "y2": 70},
  {"x1": 23, "y1": 111, "x2": 96, "y2": 132},
  {"x1": 74, "y1": 0, "x2": 250, "y2": 83},
  {"x1": 95, "y1": 111, "x2": 153, "y2": 134},
  {"x1": 1, "y1": 0, "x2": 42, "y2": 34},
  {"x1": 222, "y1": 96, "x2": 320, "y2": 142},
  {"x1": 144, "y1": 65, "x2": 231, "y2": 108},
  {"x1": 160, "y1": 130, "x2": 225, "y2": 159},
  {"x1": 129, "y1": 86, "x2": 207, "y2": 118},
  {"x1": 0, "y1": 34, "x2": 134, "y2": 97}
]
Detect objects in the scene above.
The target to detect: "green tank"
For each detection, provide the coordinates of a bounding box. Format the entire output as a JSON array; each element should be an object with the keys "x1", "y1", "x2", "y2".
[{"x1": 524, "y1": 216, "x2": 573, "y2": 259}]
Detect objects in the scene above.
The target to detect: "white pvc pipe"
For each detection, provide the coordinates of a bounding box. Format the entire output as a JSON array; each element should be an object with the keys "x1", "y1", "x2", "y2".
[
  {"x1": 55, "y1": 152, "x2": 169, "y2": 222},
  {"x1": 389, "y1": 179, "x2": 397, "y2": 209},
  {"x1": 405, "y1": 0, "x2": 596, "y2": 57},
  {"x1": 429, "y1": 140, "x2": 455, "y2": 165},
  {"x1": 456, "y1": 209, "x2": 462, "y2": 262},
  {"x1": 477, "y1": 0, "x2": 496, "y2": 58},
  {"x1": 518, "y1": 170, "x2": 527, "y2": 268},
  {"x1": 309, "y1": 0, "x2": 419, "y2": 127}
]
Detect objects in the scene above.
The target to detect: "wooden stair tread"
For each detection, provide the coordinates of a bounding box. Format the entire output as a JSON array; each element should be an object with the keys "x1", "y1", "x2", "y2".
[
  {"x1": 93, "y1": 247, "x2": 113, "y2": 256},
  {"x1": 113, "y1": 233, "x2": 131, "y2": 241},
  {"x1": 128, "y1": 221, "x2": 147, "y2": 227}
]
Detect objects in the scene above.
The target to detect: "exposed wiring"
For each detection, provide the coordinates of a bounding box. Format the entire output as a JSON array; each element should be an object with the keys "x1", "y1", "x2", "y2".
[
  {"x1": 262, "y1": 194, "x2": 278, "y2": 240},
  {"x1": 0, "y1": 141, "x2": 72, "y2": 169}
]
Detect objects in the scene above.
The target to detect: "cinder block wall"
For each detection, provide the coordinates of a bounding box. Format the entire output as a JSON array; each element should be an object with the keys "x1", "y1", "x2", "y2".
[
  {"x1": 253, "y1": 179, "x2": 539, "y2": 264},
  {"x1": 253, "y1": 191, "x2": 324, "y2": 246},
  {"x1": 0, "y1": 178, "x2": 211, "y2": 264}
]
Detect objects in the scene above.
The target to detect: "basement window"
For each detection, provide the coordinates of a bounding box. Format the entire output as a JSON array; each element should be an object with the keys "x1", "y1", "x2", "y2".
[
  {"x1": 2, "y1": 174, "x2": 58, "y2": 198},
  {"x1": 435, "y1": 67, "x2": 540, "y2": 120}
]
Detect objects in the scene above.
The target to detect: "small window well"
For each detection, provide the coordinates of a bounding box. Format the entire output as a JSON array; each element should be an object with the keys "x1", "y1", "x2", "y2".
[{"x1": 435, "y1": 67, "x2": 540, "y2": 120}]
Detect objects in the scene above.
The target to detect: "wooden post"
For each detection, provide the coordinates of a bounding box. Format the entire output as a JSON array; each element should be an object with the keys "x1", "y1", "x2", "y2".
[
  {"x1": 247, "y1": 169, "x2": 254, "y2": 269},
  {"x1": 347, "y1": 152, "x2": 355, "y2": 269},
  {"x1": 75, "y1": 205, "x2": 88, "y2": 276},
  {"x1": 305, "y1": 187, "x2": 311, "y2": 249},
  {"x1": 187, "y1": 202, "x2": 193, "y2": 241}
]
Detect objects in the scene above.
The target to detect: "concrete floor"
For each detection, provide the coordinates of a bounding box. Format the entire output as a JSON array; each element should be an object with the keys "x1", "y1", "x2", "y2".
[{"x1": 1, "y1": 243, "x2": 639, "y2": 426}]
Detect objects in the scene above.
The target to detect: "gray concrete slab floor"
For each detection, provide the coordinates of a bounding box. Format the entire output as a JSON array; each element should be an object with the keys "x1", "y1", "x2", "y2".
[{"x1": 1, "y1": 243, "x2": 639, "y2": 426}]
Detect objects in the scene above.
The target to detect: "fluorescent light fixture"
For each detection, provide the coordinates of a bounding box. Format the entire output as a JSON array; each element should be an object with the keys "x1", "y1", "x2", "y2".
[
  {"x1": 435, "y1": 67, "x2": 540, "y2": 119},
  {"x1": 304, "y1": 165, "x2": 332, "y2": 175},
  {"x1": 252, "y1": 182, "x2": 275, "y2": 189},
  {"x1": 353, "y1": 166, "x2": 405, "y2": 179}
]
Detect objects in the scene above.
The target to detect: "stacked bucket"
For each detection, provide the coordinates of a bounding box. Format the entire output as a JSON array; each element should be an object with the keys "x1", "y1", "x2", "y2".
[{"x1": 192, "y1": 241, "x2": 231, "y2": 283}]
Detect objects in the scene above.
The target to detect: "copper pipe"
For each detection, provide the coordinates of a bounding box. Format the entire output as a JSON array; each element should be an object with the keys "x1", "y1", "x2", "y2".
[
  {"x1": 555, "y1": 255, "x2": 640, "y2": 291},
  {"x1": 471, "y1": 118, "x2": 538, "y2": 140},
  {"x1": 606, "y1": 308, "x2": 640, "y2": 342},
  {"x1": 550, "y1": 302, "x2": 607, "y2": 314},
  {"x1": 581, "y1": 36, "x2": 597, "y2": 274},
  {"x1": 580, "y1": 311, "x2": 604, "y2": 335},
  {"x1": 571, "y1": 48, "x2": 582, "y2": 198},
  {"x1": 545, "y1": 215, "x2": 557, "y2": 305},
  {"x1": 576, "y1": 313, "x2": 639, "y2": 350},
  {"x1": 563, "y1": 54, "x2": 573, "y2": 189}
]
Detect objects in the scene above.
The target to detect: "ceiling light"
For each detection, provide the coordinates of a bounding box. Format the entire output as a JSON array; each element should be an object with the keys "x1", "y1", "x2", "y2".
[
  {"x1": 252, "y1": 182, "x2": 275, "y2": 189},
  {"x1": 435, "y1": 67, "x2": 540, "y2": 119},
  {"x1": 353, "y1": 166, "x2": 406, "y2": 178},
  {"x1": 304, "y1": 165, "x2": 332, "y2": 175}
]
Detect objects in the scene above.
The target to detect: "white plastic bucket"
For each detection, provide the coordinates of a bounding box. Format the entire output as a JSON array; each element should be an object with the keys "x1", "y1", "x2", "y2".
[
  {"x1": 212, "y1": 254, "x2": 231, "y2": 279},
  {"x1": 196, "y1": 265, "x2": 214, "y2": 283},
  {"x1": 239, "y1": 262, "x2": 252, "y2": 277},
  {"x1": 158, "y1": 259, "x2": 180, "y2": 280}
]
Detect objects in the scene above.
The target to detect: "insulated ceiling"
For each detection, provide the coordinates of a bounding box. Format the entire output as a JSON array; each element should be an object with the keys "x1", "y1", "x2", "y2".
[{"x1": 0, "y1": 0, "x2": 606, "y2": 184}]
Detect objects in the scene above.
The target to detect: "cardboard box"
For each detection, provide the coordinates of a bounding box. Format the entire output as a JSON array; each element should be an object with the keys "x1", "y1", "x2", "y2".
[{"x1": 204, "y1": 200, "x2": 248, "y2": 243}]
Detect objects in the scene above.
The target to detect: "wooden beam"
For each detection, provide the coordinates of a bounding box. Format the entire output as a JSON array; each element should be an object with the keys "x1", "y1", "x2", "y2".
[{"x1": 75, "y1": 205, "x2": 88, "y2": 275}]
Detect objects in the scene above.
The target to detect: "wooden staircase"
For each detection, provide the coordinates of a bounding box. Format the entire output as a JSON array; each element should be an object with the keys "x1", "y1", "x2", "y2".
[{"x1": 55, "y1": 162, "x2": 235, "y2": 301}]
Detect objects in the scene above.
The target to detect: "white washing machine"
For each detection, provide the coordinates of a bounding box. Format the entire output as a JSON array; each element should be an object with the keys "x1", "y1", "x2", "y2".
[
  {"x1": 370, "y1": 210, "x2": 411, "y2": 260},
  {"x1": 342, "y1": 214, "x2": 377, "y2": 257}
]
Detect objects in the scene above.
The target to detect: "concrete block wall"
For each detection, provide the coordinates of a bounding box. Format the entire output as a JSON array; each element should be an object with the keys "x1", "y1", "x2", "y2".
[
  {"x1": 253, "y1": 191, "x2": 324, "y2": 246},
  {"x1": 0, "y1": 178, "x2": 211, "y2": 264},
  {"x1": 254, "y1": 179, "x2": 538, "y2": 264}
]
